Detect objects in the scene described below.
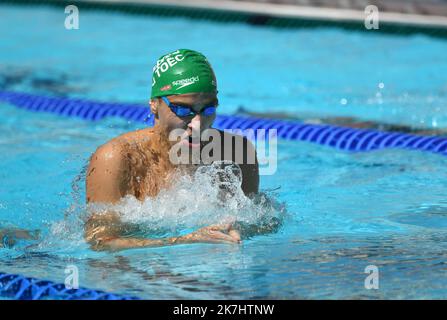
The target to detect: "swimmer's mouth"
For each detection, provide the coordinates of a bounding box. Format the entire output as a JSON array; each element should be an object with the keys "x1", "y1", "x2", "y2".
[{"x1": 181, "y1": 135, "x2": 200, "y2": 148}]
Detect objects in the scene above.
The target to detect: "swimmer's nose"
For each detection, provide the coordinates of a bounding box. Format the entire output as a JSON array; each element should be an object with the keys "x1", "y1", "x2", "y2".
[{"x1": 188, "y1": 114, "x2": 201, "y2": 133}]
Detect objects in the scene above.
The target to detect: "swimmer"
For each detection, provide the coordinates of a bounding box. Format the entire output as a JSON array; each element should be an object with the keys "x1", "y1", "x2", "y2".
[{"x1": 85, "y1": 49, "x2": 259, "y2": 252}]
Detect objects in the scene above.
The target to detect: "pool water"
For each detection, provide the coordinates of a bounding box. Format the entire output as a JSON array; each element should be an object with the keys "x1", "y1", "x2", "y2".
[{"x1": 1, "y1": 4, "x2": 447, "y2": 299}]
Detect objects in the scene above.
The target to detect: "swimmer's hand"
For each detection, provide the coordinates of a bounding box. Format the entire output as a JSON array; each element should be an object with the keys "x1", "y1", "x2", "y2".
[{"x1": 178, "y1": 224, "x2": 241, "y2": 244}]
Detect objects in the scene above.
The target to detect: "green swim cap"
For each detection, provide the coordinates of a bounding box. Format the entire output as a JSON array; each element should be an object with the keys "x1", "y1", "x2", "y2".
[{"x1": 151, "y1": 49, "x2": 217, "y2": 98}]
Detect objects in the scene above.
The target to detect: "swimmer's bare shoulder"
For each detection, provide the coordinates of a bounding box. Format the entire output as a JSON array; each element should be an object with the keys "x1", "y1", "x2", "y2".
[{"x1": 86, "y1": 128, "x2": 155, "y2": 204}]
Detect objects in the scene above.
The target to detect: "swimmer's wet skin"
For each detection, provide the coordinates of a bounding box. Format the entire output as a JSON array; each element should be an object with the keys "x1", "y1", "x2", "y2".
[{"x1": 85, "y1": 49, "x2": 259, "y2": 252}]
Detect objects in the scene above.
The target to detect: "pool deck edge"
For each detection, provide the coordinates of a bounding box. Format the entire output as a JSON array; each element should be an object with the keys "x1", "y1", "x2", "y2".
[{"x1": 84, "y1": 0, "x2": 447, "y2": 28}]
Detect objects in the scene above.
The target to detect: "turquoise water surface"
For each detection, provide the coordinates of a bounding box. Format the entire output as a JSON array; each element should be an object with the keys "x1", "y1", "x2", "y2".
[{"x1": 1, "y1": 4, "x2": 447, "y2": 299}]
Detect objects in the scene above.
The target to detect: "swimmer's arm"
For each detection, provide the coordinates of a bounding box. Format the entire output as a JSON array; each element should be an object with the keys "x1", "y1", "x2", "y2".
[
  {"x1": 85, "y1": 212, "x2": 240, "y2": 252},
  {"x1": 84, "y1": 212, "x2": 179, "y2": 251},
  {"x1": 85, "y1": 143, "x2": 148, "y2": 251}
]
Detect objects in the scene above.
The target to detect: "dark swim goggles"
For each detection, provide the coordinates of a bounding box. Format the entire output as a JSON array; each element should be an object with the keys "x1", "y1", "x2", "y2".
[{"x1": 161, "y1": 96, "x2": 217, "y2": 117}]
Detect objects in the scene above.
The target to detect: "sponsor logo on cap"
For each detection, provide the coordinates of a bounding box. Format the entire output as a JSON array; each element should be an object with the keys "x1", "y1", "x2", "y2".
[
  {"x1": 172, "y1": 76, "x2": 200, "y2": 90},
  {"x1": 160, "y1": 84, "x2": 172, "y2": 91}
]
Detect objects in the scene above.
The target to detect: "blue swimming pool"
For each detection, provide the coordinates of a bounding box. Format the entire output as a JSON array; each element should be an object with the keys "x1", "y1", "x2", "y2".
[{"x1": 1, "y1": 3, "x2": 447, "y2": 299}]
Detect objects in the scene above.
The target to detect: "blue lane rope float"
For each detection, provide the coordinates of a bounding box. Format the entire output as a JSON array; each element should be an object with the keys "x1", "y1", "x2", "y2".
[
  {"x1": 1, "y1": 90, "x2": 446, "y2": 156},
  {"x1": 0, "y1": 272, "x2": 139, "y2": 300}
]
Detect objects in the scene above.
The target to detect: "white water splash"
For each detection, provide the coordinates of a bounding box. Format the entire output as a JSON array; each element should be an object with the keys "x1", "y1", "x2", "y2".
[
  {"x1": 35, "y1": 161, "x2": 284, "y2": 254},
  {"x1": 87, "y1": 161, "x2": 285, "y2": 238}
]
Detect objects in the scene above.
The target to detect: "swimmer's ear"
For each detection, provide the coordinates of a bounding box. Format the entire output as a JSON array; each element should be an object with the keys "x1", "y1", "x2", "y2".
[{"x1": 150, "y1": 99, "x2": 159, "y2": 119}]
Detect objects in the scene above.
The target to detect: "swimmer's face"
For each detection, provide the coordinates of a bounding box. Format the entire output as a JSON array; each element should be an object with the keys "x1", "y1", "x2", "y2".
[{"x1": 150, "y1": 92, "x2": 218, "y2": 144}]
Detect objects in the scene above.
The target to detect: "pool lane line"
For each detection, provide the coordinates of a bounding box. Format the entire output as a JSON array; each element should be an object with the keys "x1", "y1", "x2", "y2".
[
  {"x1": 0, "y1": 272, "x2": 139, "y2": 300},
  {"x1": 1, "y1": 90, "x2": 446, "y2": 156}
]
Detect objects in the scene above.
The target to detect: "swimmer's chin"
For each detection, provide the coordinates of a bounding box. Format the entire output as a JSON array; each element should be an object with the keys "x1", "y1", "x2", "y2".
[{"x1": 179, "y1": 139, "x2": 200, "y2": 149}]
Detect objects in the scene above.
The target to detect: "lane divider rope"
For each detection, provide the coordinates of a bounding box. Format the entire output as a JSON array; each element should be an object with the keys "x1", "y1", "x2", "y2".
[
  {"x1": 1, "y1": 90, "x2": 446, "y2": 156},
  {"x1": 0, "y1": 272, "x2": 139, "y2": 300}
]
